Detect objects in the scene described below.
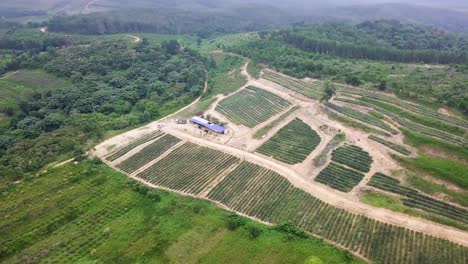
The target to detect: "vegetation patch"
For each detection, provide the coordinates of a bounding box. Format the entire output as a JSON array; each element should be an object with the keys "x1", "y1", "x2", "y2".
[
  {"x1": 368, "y1": 173, "x2": 468, "y2": 226},
  {"x1": 106, "y1": 131, "x2": 164, "y2": 162},
  {"x1": 326, "y1": 102, "x2": 398, "y2": 135},
  {"x1": 216, "y1": 86, "x2": 290, "y2": 128},
  {"x1": 262, "y1": 70, "x2": 324, "y2": 100},
  {"x1": 315, "y1": 162, "x2": 365, "y2": 192},
  {"x1": 395, "y1": 155, "x2": 468, "y2": 189},
  {"x1": 137, "y1": 142, "x2": 239, "y2": 195},
  {"x1": 369, "y1": 135, "x2": 411, "y2": 155},
  {"x1": 256, "y1": 118, "x2": 321, "y2": 164},
  {"x1": 331, "y1": 144, "x2": 373, "y2": 173},
  {"x1": 208, "y1": 161, "x2": 466, "y2": 263},
  {"x1": 253, "y1": 105, "x2": 300, "y2": 139},
  {"x1": 0, "y1": 160, "x2": 363, "y2": 263},
  {"x1": 116, "y1": 134, "x2": 181, "y2": 174}
]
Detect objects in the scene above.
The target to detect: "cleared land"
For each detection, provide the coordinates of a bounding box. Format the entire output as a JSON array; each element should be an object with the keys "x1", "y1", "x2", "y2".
[
  {"x1": 216, "y1": 86, "x2": 290, "y2": 127},
  {"x1": 136, "y1": 142, "x2": 239, "y2": 195},
  {"x1": 256, "y1": 118, "x2": 321, "y2": 164},
  {"x1": 116, "y1": 134, "x2": 181, "y2": 173},
  {"x1": 315, "y1": 162, "x2": 365, "y2": 192}
]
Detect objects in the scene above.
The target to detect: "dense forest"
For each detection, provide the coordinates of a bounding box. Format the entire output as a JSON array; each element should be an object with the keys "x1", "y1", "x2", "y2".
[
  {"x1": 0, "y1": 35, "x2": 206, "y2": 179},
  {"x1": 269, "y1": 22, "x2": 468, "y2": 64},
  {"x1": 46, "y1": 7, "x2": 291, "y2": 38}
]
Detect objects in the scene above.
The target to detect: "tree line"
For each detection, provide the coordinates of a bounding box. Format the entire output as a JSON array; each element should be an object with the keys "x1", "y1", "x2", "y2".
[{"x1": 271, "y1": 30, "x2": 468, "y2": 64}]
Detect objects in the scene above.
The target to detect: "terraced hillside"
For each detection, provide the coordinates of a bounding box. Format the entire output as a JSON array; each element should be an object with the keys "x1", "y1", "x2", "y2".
[
  {"x1": 256, "y1": 118, "x2": 321, "y2": 164},
  {"x1": 368, "y1": 173, "x2": 468, "y2": 228},
  {"x1": 216, "y1": 86, "x2": 290, "y2": 127},
  {"x1": 262, "y1": 70, "x2": 324, "y2": 100}
]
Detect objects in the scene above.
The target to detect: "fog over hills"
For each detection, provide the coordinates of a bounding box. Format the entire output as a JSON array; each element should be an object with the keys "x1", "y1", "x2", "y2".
[{"x1": 2, "y1": 0, "x2": 468, "y2": 33}]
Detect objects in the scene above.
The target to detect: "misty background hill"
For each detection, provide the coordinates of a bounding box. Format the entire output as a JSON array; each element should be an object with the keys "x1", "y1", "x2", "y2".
[{"x1": 2, "y1": 0, "x2": 468, "y2": 34}]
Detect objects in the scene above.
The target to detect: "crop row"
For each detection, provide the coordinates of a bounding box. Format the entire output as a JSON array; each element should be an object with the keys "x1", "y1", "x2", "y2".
[
  {"x1": 254, "y1": 105, "x2": 300, "y2": 139},
  {"x1": 256, "y1": 118, "x2": 321, "y2": 164},
  {"x1": 116, "y1": 134, "x2": 181, "y2": 173},
  {"x1": 314, "y1": 162, "x2": 365, "y2": 192},
  {"x1": 216, "y1": 86, "x2": 290, "y2": 128},
  {"x1": 106, "y1": 131, "x2": 164, "y2": 162},
  {"x1": 337, "y1": 87, "x2": 468, "y2": 129},
  {"x1": 368, "y1": 173, "x2": 468, "y2": 224},
  {"x1": 368, "y1": 135, "x2": 411, "y2": 155},
  {"x1": 207, "y1": 161, "x2": 467, "y2": 264},
  {"x1": 262, "y1": 70, "x2": 324, "y2": 100},
  {"x1": 136, "y1": 142, "x2": 239, "y2": 195},
  {"x1": 360, "y1": 97, "x2": 465, "y2": 136},
  {"x1": 326, "y1": 102, "x2": 398, "y2": 135},
  {"x1": 334, "y1": 97, "x2": 468, "y2": 147},
  {"x1": 331, "y1": 144, "x2": 373, "y2": 173}
]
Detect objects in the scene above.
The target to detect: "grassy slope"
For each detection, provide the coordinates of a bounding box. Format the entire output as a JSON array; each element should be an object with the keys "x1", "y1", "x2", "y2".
[
  {"x1": 205, "y1": 52, "x2": 247, "y2": 97},
  {"x1": 0, "y1": 69, "x2": 72, "y2": 111},
  {"x1": 0, "y1": 160, "x2": 362, "y2": 264}
]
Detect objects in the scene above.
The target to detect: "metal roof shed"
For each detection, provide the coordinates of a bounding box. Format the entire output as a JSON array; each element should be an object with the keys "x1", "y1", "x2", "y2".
[{"x1": 190, "y1": 116, "x2": 226, "y2": 134}]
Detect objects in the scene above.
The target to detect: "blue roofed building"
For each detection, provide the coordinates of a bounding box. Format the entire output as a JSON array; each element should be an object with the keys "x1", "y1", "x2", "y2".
[{"x1": 190, "y1": 116, "x2": 226, "y2": 134}]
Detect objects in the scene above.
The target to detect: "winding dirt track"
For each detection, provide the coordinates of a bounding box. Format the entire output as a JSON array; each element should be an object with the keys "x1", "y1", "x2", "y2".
[{"x1": 92, "y1": 62, "x2": 468, "y2": 247}]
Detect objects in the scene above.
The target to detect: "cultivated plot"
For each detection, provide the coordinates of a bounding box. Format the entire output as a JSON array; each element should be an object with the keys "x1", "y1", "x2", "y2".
[
  {"x1": 315, "y1": 162, "x2": 365, "y2": 192},
  {"x1": 208, "y1": 161, "x2": 467, "y2": 264},
  {"x1": 116, "y1": 134, "x2": 181, "y2": 173},
  {"x1": 256, "y1": 118, "x2": 321, "y2": 164},
  {"x1": 136, "y1": 142, "x2": 240, "y2": 195},
  {"x1": 216, "y1": 86, "x2": 290, "y2": 128},
  {"x1": 331, "y1": 144, "x2": 373, "y2": 173}
]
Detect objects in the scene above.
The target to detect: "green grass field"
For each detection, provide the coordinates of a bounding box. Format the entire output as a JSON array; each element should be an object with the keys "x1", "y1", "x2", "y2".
[
  {"x1": 0, "y1": 160, "x2": 363, "y2": 264},
  {"x1": 0, "y1": 70, "x2": 72, "y2": 114},
  {"x1": 205, "y1": 52, "x2": 247, "y2": 97}
]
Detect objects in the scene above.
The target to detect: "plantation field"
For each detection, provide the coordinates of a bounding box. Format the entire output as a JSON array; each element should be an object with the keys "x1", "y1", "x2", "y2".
[
  {"x1": 331, "y1": 144, "x2": 373, "y2": 173},
  {"x1": 326, "y1": 102, "x2": 398, "y2": 135},
  {"x1": 137, "y1": 142, "x2": 239, "y2": 195},
  {"x1": 262, "y1": 70, "x2": 324, "y2": 100},
  {"x1": 369, "y1": 135, "x2": 411, "y2": 155},
  {"x1": 368, "y1": 173, "x2": 468, "y2": 226},
  {"x1": 216, "y1": 86, "x2": 290, "y2": 128},
  {"x1": 208, "y1": 161, "x2": 468, "y2": 264},
  {"x1": 315, "y1": 162, "x2": 365, "y2": 192},
  {"x1": 0, "y1": 160, "x2": 364, "y2": 264},
  {"x1": 253, "y1": 105, "x2": 300, "y2": 139},
  {"x1": 106, "y1": 131, "x2": 165, "y2": 162},
  {"x1": 334, "y1": 96, "x2": 468, "y2": 147},
  {"x1": 116, "y1": 134, "x2": 181, "y2": 173},
  {"x1": 256, "y1": 118, "x2": 321, "y2": 164}
]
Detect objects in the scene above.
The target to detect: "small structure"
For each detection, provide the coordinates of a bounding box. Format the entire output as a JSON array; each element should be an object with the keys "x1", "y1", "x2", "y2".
[
  {"x1": 190, "y1": 116, "x2": 226, "y2": 134},
  {"x1": 175, "y1": 118, "x2": 187, "y2": 124}
]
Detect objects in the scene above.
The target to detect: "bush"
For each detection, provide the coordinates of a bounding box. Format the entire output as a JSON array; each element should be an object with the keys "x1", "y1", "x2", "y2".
[
  {"x1": 247, "y1": 226, "x2": 263, "y2": 239},
  {"x1": 226, "y1": 213, "x2": 246, "y2": 230},
  {"x1": 274, "y1": 222, "x2": 308, "y2": 239}
]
